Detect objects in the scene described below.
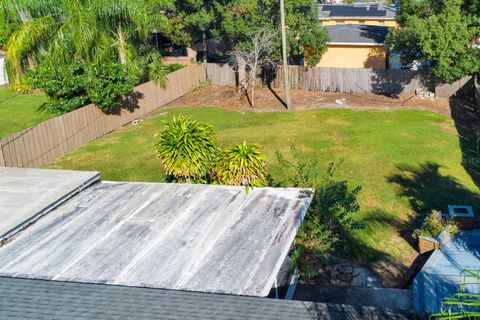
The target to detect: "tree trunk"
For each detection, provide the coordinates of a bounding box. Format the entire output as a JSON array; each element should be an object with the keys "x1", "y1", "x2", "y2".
[
  {"x1": 238, "y1": 57, "x2": 247, "y2": 93},
  {"x1": 251, "y1": 84, "x2": 255, "y2": 108},
  {"x1": 202, "y1": 31, "x2": 207, "y2": 64}
]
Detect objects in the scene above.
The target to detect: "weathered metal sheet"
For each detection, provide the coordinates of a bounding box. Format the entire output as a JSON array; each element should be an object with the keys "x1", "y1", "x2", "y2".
[
  {"x1": 413, "y1": 231, "x2": 480, "y2": 313},
  {"x1": 0, "y1": 181, "x2": 312, "y2": 297},
  {"x1": 0, "y1": 167, "x2": 100, "y2": 240}
]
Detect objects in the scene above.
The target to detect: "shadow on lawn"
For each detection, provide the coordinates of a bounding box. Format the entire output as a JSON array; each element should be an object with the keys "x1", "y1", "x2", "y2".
[
  {"x1": 449, "y1": 97, "x2": 480, "y2": 188},
  {"x1": 387, "y1": 162, "x2": 480, "y2": 248}
]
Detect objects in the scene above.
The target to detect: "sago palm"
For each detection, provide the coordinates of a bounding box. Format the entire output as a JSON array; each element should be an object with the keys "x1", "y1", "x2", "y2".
[
  {"x1": 155, "y1": 116, "x2": 218, "y2": 182},
  {"x1": 213, "y1": 141, "x2": 268, "y2": 190}
]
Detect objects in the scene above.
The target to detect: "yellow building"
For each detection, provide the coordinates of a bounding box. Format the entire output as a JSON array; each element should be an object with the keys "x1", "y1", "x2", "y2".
[
  {"x1": 316, "y1": 25, "x2": 390, "y2": 69},
  {"x1": 318, "y1": 4, "x2": 398, "y2": 27}
]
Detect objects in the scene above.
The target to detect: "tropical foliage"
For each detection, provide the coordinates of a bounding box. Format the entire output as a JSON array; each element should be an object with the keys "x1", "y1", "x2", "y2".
[
  {"x1": 156, "y1": 116, "x2": 268, "y2": 189},
  {"x1": 0, "y1": 0, "x2": 178, "y2": 111},
  {"x1": 432, "y1": 270, "x2": 480, "y2": 319},
  {"x1": 155, "y1": 116, "x2": 218, "y2": 182},
  {"x1": 387, "y1": 0, "x2": 480, "y2": 81},
  {"x1": 276, "y1": 147, "x2": 362, "y2": 280},
  {"x1": 213, "y1": 141, "x2": 268, "y2": 190}
]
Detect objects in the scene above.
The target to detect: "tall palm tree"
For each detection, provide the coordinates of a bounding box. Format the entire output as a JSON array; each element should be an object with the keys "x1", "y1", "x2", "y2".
[{"x1": 1, "y1": 0, "x2": 174, "y2": 89}]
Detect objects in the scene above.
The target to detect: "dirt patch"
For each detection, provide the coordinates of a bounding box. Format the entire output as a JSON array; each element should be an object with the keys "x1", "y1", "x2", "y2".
[{"x1": 167, "y1": 85, "x2": 452, "y2": 116}]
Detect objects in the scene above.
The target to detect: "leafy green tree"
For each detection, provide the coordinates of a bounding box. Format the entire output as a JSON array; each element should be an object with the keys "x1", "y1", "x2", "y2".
[
  {"x1": 156, "y1": 116, "x2": 218, "y2": 182},
  {"x1": 0, "y1": 0, "x2": 174, "y2": 90},
  {"x1": 213, "y1": 0, "x2": 328, "y2": 65},
  {"x1": 173, "y1": 0, "x2": 216, "y2": 61},
  {"x1": 213, "y1": 141, "x2": 268, "y2": 190},
  {"x1": 388, "y1": 0, "x2": 480, "y2": 81}
]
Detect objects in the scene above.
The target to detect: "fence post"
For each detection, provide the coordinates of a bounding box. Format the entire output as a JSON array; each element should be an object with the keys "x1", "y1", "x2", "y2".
[{"x1": 0, "y1": 143, "x2": 5, "y2": 167}]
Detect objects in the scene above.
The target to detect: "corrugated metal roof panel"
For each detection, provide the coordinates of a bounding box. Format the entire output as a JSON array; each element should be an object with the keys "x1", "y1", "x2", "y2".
[{"x1": 0, "y1": 180, "x2": 312, "y2": 297}]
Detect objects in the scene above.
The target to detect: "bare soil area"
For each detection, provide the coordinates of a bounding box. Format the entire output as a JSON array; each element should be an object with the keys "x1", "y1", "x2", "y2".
[{"x1": 167, "y1": 85, "x2": 453, "y2": 117}]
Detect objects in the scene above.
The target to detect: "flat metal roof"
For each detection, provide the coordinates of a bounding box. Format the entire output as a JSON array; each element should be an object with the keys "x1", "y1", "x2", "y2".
[
  {"x1": 0, "y1": 180, "x2": 312, "y2": 297},
  {"x1": 0, "y1": 167, "x2": 100, "y2": 240},
  {"x1": 413, "y1": 231, "x2": 480, "y2": 313}
]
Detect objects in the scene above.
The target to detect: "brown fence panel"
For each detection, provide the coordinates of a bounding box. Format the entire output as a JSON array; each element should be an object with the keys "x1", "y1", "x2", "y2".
[
  {"x1": 207, "y1": 64, "x2": 433, "y2": 95},
  {"x1": 0, "y1": 64, "x2": 203, "y2": 168},
  {"x1": 435, "y1": 76, "x2": 474, "y2": 99},
  {"x1": 205, "y1": 63, "x2": 236, "y2": 86}
]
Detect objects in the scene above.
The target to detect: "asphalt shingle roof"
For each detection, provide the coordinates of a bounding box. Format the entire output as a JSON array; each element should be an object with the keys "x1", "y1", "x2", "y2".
[
  {"x1": 326, "y1": 25, "x2": 390, "y2": 44},
  {"x1": 318, "y1": 4, "x2": 397, "y2": 19},
  {"x1": 0, "y1": 276, "x2": 426, "y2": 320}
]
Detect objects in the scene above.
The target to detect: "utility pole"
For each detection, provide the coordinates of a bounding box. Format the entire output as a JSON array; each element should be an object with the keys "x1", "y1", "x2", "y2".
[{"x1": 280, "y1": 0, "x2": 292, "y2": 110}]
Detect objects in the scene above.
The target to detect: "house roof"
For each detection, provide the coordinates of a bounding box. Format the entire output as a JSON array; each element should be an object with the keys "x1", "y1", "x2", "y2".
[
  {"x1": 0, "y1": 276, "x2": 427, "y2": 320},
  {"x1": 318, "y1": 4, "x2": 397, "y2": 19},
  {"x1": 0, "y1": 172, "x2": 312, "y2": 297},
  {"x1": 326, "y1": 25, "x2": 390, "y2": 45},
  {"x1": 0, "y1": 167, "x2": 100, "y2": 240},
  {"x1": 413, "y1": 231, "x2": 480, "y2": 313}
]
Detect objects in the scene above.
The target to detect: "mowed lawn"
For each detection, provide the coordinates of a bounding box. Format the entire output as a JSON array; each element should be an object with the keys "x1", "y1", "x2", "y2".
[
  {"x1": 46, "y1": 106, "x2": 479, "y2": 286},
  {"x1": 0, "y1": 87, "x2": 51, "y2": 138}
]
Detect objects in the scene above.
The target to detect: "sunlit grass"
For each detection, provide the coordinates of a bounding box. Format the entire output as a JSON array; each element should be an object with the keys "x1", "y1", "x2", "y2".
[
  {"x1": 46, "y1": 106, "x2": 479, "y2": 284},
  {"x1": 0, "y1": 87, "x2": 51, "y2": 138}
]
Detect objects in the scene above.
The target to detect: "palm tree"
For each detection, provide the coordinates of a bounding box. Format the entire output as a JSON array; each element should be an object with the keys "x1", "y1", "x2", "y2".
[{"x1": 1, "y1": 0, "x2": 173, "y2": 89}]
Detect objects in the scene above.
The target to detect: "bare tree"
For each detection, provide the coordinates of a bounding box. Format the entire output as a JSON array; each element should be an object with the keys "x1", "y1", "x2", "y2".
[{"x1": 230, "y1": 29, "x2": 276, "y2": 107}]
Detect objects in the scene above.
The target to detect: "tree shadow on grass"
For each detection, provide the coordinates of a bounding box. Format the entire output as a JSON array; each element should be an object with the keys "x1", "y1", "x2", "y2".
[
  {"x1": 449, "y1": 97, "x2": 480, "y2": 188},
  {"x1": 345, "y1": 162, "x2": 480, "y2": 287},
  {"x1": 387, "y1": 162, "x2": 480, "y2": 247},
  {"x1": 344, "y1": 208, "x2": 412, "y2": 287},
  {"x1": 344, "y1": 208, "x2": 434, "y2": 288}
]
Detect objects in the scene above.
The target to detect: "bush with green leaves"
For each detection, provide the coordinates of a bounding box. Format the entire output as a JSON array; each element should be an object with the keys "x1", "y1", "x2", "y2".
[
  {"x1": 30, "y1": 60, "x2": 137, "y2": 114},
  {"x1": 155, "y1": 116, "x2": 218, "y2": 182},
  {"x1": 276, "y1": 146, "x2": 362, "y2": 280},
  {"x1": 213, "y1": 141, "x2": 268, "y2": 190},
  {"x1": 29, "y1": 62, "x2": 89, "y2": 115},
  {"x1": 85, "y1": 62, "x2": 138, "y2": 112},
  {"x1": 413, "y1": 210, "x2": 458, "y2": 239},
  {"x1": 155, "y1": 117, "x2": 268, "y2": 189}
]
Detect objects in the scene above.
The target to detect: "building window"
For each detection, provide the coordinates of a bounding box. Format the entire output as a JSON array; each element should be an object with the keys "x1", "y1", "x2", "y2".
[
  {"x1": 336, "y1": 21, "x2": 345, "y2": 25},
  {"x1": 378, "y1": 21, "x2": 385, "y2": 26}
]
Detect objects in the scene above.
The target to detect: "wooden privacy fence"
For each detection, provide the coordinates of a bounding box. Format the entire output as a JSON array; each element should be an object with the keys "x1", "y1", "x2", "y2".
[
  {"x1": 205, "y1": 63, "x2": 434, "y2": 95},
  {"x1": 0, "y1": 64, "x2": 204, "y2": 168}
]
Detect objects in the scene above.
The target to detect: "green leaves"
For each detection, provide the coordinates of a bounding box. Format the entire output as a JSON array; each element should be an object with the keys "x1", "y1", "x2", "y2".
[
  {"x1": 388, "y1": 0, "x2": 480, "y2": 81},
  {"x1": 213, "y1": 141, "x2": 268, "y2": 190},
  {"x1": 30, "y1": 61, "x2": 136, "y2": 114},
  {"x1": 155, "y1": 116, "x2": 268, "y2": 190},
  {"x1": 155, "y1": 116, "x2": 218, "y2": 182}
]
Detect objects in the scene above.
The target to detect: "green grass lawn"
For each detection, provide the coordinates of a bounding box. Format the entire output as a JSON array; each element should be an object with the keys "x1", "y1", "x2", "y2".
[
  {"x1": 0, "y1": 87, "x2": 51, "y2": 138},
  {"x1": 46, "y1": 106, "x2": 479, "y2": 286}
]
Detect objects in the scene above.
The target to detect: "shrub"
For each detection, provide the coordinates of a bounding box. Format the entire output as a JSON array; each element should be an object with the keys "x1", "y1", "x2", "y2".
[
  {"x1": 413, "y1": 210, "x2": 458, "y2": 239},
  {"x1": 276, "y1": 147, "x2": 363, "y2": 280},
  {"x1": 30, "y1": 60, "x2": 137, "y2": 114},
  {"x1": 155, "y1": 116, "x2": 218, "y2": 182},
  {"x1": 86, "y1": 62, "x2": 138, "y2": 112},
  {"x1": 275, "y1": 145, "x2": 321, "y2": 188},
  {"x1": 213, "y1": 141, "x2": 268, "y2": 190},
  {"x1": 29, "y1": 62, "x2": 89, "y2": 115}
]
